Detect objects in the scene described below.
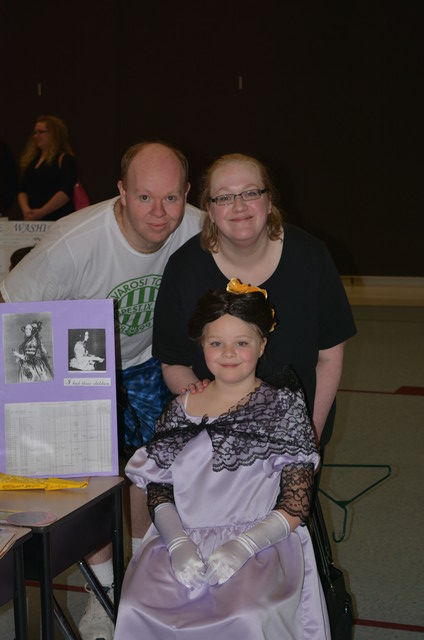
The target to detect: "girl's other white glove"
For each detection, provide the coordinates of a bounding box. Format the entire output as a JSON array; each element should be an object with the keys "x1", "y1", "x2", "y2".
[{"x1": 205, "y1": 510, "x2": 291, "y2": 585}]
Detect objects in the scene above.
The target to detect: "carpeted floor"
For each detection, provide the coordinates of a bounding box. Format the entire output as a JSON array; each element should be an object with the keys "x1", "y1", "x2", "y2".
[{"x1": 320, "y1": 305, "x2": 424, "y2": 639}]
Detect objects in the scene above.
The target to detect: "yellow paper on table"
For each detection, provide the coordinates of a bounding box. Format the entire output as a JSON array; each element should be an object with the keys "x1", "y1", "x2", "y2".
[{"x1": 0, "y1": 473, "x2": 89, "y2": 490}]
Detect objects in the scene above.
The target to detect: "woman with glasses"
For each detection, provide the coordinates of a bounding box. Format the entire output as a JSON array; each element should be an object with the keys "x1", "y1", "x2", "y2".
[
  {"x1": 153, "y1": 152, "x2": 356, "y2": 451},
  {"x1": 18, "y1": 114, "x2": 77, "y2": 221}
]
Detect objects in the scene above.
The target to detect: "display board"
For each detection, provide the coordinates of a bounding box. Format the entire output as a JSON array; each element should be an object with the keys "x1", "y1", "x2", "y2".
[{"x1": 0, "y1": 298, "x2": 118, "y2": 477}]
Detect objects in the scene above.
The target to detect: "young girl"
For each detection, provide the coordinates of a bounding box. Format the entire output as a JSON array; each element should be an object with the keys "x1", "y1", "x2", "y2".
[{"x1": 114, "y1": 280, "x2": 330, "y2": 639}]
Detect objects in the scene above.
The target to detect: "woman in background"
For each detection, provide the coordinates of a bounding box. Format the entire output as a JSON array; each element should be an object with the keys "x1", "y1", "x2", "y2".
[{"x1": 18, "y1": 115, "x2": 77, "y2": 221}]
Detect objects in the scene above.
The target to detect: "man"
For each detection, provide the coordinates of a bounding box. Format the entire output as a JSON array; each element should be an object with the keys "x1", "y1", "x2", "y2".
[{"x1": 0, "y1": 141, "x2": 205, "y2": 640}]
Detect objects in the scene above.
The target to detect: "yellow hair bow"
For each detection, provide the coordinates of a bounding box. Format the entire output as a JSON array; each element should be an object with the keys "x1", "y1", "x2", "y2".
[
  {"x1": 226, "y1": 278, "x2": 268, "y2": 298},
  {"x1": 226, "y1": 278, "x2": 276, "y2": 332}
]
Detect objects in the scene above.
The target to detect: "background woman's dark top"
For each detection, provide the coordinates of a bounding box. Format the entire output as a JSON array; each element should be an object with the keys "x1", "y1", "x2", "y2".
[{"x1": 21, "y1": 153, "x2": 77, "y2": 220}]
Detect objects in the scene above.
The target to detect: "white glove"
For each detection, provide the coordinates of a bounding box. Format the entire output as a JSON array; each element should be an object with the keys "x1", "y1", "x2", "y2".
[
  {"x1": 154, "y1": 503, "x2": 206, "y2": 589},
  {"x1": 206, "y1": 510, "x2": 291, "y2": 585}
]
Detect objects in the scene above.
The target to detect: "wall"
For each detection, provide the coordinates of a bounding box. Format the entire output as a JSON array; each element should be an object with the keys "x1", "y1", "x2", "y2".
[{"x1": 1, "y1": 1, "x2": 422, "y2": 275}]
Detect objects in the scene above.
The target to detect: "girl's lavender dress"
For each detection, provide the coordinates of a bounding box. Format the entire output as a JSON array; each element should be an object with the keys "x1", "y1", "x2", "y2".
[{"x1": 115, "y1": 382, "x2": 330, "y2": 639}]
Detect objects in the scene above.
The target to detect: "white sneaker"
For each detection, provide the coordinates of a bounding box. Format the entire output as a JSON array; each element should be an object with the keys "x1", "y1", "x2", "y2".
[{"x1": 78, "y1": 585, "x2": 114, "y2": 640}]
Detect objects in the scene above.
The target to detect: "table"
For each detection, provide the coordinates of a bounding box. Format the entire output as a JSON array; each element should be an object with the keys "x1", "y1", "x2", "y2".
[
  {"x1": 0, "y1": 476, "x2": 124, "y2": 639},
  {"x1": 0, "y1": 526, "x2": 32, "y2": 640}
]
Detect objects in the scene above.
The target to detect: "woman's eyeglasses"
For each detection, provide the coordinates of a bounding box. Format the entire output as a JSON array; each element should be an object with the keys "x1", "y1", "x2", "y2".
[{"x1": 210, "y1": 188, "x2": 267, "y2": 206}]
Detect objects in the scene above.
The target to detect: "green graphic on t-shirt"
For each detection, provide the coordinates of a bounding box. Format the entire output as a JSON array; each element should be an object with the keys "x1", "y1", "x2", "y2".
[{"x1": 107, "y1": 274, "x2": 162, "y2": 337}]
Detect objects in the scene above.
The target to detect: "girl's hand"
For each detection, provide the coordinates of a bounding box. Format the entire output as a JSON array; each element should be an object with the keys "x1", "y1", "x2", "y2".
[
  {"x1": 153, "y1": 503, "x2": 207, "y2": 590},
  {"x1": 206, "y1": 511, "x2": 292, "y2": 585},
  {"x1": 205, "y1": 539, "x2": 251, "y2": 585},
  {"x1": 168, "y1": 537, "x2": 207, "y2": 589}
]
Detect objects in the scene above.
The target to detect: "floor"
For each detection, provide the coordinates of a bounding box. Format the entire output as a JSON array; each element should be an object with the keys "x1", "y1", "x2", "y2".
[
  {"x1": 321, "y1": 305, "x2": 424, "y2": 639},
  {"x1": 1, "y1": 302, "x2": 423, "y2": 639}
]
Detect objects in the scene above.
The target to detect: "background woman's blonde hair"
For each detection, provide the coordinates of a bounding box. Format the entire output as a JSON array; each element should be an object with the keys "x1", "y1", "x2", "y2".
[
  {"x1": 199, "y1": 153, "x2": 285, "y2": 253},
  {"x1": 20, "y1": 115, "x2": 74, "y2": 173}
]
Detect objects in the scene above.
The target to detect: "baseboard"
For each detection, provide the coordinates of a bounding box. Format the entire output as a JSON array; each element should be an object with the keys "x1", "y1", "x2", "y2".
[{"x1": 341, "y1": 276, "x2": 424, "y2": 307}]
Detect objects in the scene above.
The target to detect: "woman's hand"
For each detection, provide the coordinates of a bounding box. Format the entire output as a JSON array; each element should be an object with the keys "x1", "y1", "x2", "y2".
[
  {"x1": 181, "y1": 379, "x2": 210, "y2": 394},
  {"x1": 23, "y1": 191, "x2": 70, "y2": 221},
  {"x1": 162, "y1": 364, "x2": 210, "y2": 396},
  {"x1": 23, "y1": 208, "x2": 46, "y2": 221},
  {"x1": 22, "y1": 208, "x2": 34, "y2": 220}
]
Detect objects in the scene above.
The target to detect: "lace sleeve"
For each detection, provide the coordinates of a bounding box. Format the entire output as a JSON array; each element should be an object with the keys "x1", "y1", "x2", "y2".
[
  {"x1": 146, "y1": 482, "x2": 175, "y2": 522},
  {"x1": 274, "y1": 462, "x2": 314, "y2": 524}
]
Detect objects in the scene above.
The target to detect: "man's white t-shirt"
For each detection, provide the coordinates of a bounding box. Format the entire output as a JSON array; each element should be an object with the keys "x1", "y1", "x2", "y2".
[{"x1": 0, "y1": 198, "x2": 204, "y2": 369}]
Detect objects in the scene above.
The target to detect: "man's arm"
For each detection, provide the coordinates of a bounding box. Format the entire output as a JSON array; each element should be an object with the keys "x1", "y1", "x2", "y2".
[{"x1": 313, "y1": 342, "x2": 345, "y2": 441}]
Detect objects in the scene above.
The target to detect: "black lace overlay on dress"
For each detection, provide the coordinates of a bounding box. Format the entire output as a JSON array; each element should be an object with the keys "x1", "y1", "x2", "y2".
[
  {"x1": 146, "y1": 482, "x2": 175, "y2": 522},
  {"x1": 261, "y1": 365, "x2": 307, "y2": 398},
  {"x1": 145, "y1": 382, "x2": 317, "y2": 473},
  {"x1": 274, "y1": 462, "x2": 314, "y2": 524}
]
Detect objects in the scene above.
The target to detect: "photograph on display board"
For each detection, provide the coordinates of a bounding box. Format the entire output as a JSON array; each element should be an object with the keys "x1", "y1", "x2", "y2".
[
  {"x1": 68, "y1": 328, "x2": 106, "y2": 372},
  {"x1": 2, "y1": 312, "x2": 54, "y2": 384}
]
